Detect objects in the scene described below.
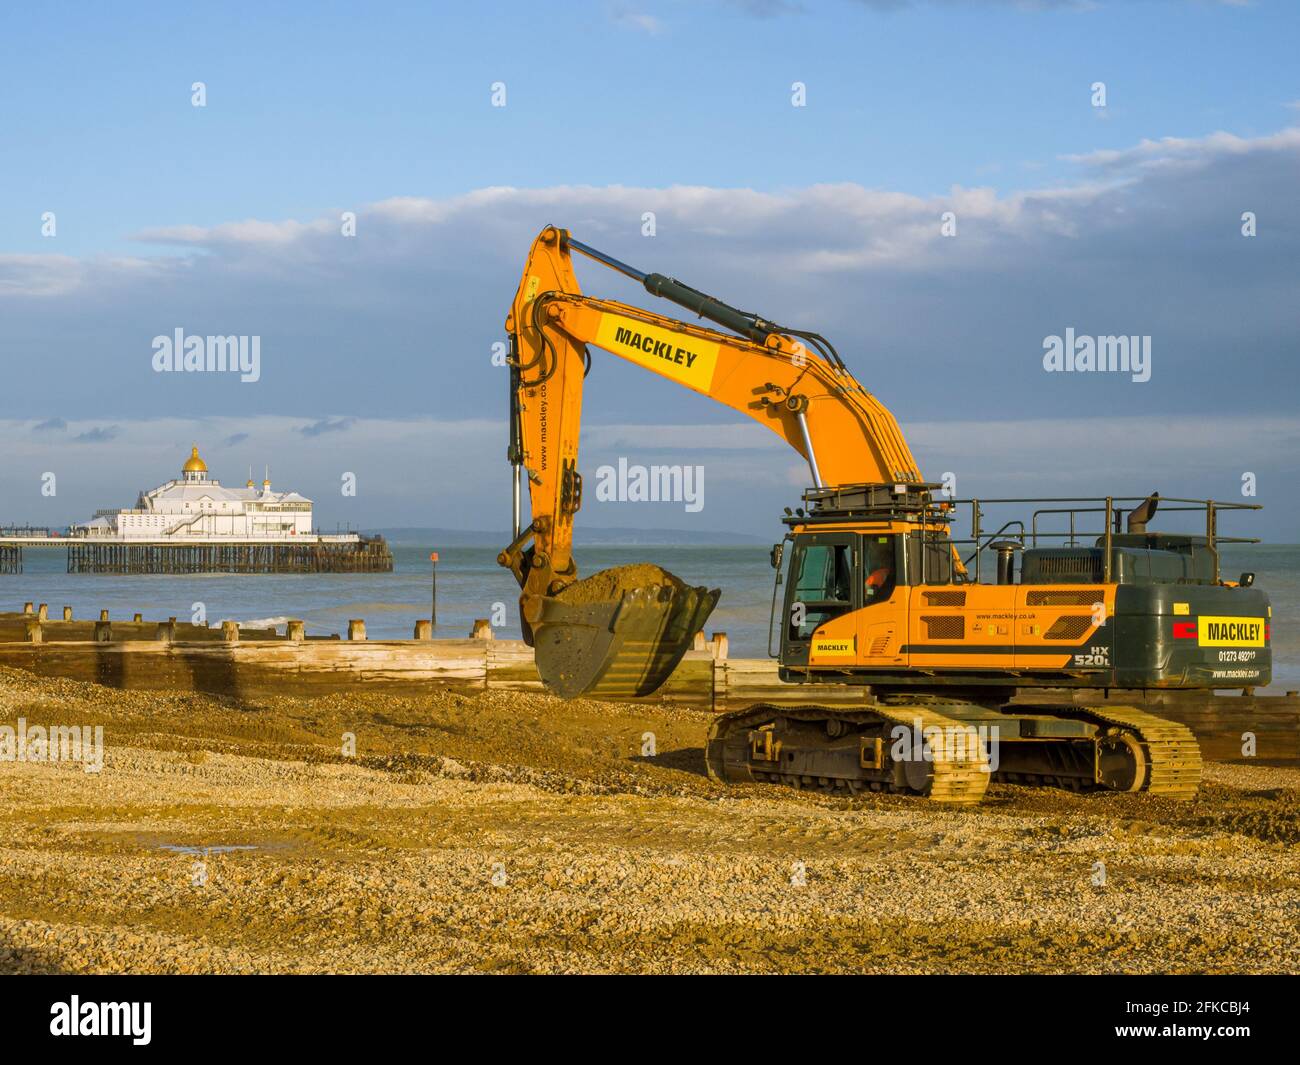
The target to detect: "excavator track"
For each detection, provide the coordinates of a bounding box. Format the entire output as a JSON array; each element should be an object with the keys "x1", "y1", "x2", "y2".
[
  {"x1": 706, "y1": 699, "x2": 1203, "y2": 804},
  {"x1": 706, "y1": 702, "x2": 991, "y2": 805},
  {"x1": 1044, "y1": 704, "x2": 1203, "y2": 800}
]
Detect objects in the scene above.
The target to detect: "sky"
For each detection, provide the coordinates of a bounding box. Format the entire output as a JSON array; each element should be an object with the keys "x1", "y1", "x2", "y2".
[{"x1": 1, "y1": 0, "x2": 1297, "y2": 540}]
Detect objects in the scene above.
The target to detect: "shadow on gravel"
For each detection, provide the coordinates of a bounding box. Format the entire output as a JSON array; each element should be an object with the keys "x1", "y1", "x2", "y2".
[
  {"x1": 633, "y1": 746, "x2": 709, "y2": 777},
  {"x1": 0, "y1": 932, "x2": 67, "y2": 974}
]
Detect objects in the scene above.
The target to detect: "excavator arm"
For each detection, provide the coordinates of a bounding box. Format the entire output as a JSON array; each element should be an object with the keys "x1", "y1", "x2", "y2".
[{"x1": 498, "y1": 224, "x2": 933, "y2": 697}]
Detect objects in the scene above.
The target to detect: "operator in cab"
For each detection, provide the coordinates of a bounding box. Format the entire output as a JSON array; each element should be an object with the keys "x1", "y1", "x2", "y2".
[{"x1": 864, "y1": 536, "x2": 896, "y2": 602}]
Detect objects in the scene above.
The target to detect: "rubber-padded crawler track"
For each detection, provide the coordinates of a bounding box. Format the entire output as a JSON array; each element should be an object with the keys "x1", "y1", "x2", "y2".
[
  {"x1": 706, "y1": 702, "x2": 990, "y2": 805},
  {"x1": 1047, "y1": 703, "x2": 1203, "y2": 800}
]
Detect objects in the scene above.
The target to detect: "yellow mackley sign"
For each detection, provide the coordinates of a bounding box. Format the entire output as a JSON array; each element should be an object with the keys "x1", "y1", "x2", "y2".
[
  {"x1": 1198, "y1": 616, "x2": 1266, "y2": 647},
  {"x1": 596, "y1": 316, "x2": 720, "y2": 391},
  {"x1": 812, "y1": 637, "x2": 856, "y2": 657}
]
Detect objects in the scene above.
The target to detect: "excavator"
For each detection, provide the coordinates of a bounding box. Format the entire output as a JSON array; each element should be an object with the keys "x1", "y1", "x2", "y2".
[{"x1": 497, "y1": 225, "x2": 1274, "y2": 804}]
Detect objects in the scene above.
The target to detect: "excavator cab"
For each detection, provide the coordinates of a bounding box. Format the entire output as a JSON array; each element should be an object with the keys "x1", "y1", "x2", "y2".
[{"x1": 775, "y1": 527, "x2": 911, "y2": 672}]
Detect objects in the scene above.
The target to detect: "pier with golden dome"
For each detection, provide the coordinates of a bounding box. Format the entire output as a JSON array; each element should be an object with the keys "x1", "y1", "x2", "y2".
[{"x1": 0, "y1": 446, "x2": 392, "y2": 574}]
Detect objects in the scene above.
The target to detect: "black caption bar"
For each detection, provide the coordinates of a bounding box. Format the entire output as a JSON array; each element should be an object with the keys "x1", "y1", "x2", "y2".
[{"x1": 1, "y1": 974, "x2": 1292, "y2": 1052}]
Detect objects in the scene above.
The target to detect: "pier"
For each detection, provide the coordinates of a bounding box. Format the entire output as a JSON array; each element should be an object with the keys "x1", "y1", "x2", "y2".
[
  {"x1": 64, "y1": 536, "x2": 393, "y2": 574},
  {"x1": 0, "y1": 445, "x2": 392, "y2": 574},
  {"x1": 0, "y1": 533, "x2": 393, "y2": 574}
]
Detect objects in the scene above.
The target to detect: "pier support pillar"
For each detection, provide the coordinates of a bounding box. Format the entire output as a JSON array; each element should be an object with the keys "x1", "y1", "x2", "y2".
[
  {"x1": 287, "y1": 620, "x2": 305, "y2": 642},
  {"x1": 413, "y1": 619, "x2": 432, "y2": 640},
  {"x1": 221, "y1": 621, "x2": 239, "y2": 643},
  {"x1": 348, "y1": 619, "x2": 366, "y2": 641}
]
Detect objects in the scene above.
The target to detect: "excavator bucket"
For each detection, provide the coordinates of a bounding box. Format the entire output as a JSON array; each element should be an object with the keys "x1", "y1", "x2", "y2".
[{"x1": 528, "y1": 565, "x2": 720, "y2": 699}]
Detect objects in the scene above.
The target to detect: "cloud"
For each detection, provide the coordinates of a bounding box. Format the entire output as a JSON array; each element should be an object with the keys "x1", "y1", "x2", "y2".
[
  {"x1": 73, "y1": 426, "x2": 120, "y2": 443},
  {"x1": 134, "y1": 218, "x2": 331, "y2": 248},
  {"x1": 223, "y1": 432, "x2": 250, "y2": 446},
  {"x1": 723, "y1": 0, "x2": 805, "y2": 15},
  {"x1": 297, "y1": 417, "x2": 355, "y2": 437},
  {"x1": 1, "y1": 126, "x2": 1296, "y2": 536},
  {"x1": 1063, "y1": 127, "x2": 1300, "y2": 172},
  {"x1": 0, "y1": 252, "x2": 169, "y2": 299},
  {"x1": 0, "y1": 254, "x2": 87, "y2": 298},
  {"x1": 842, "y1": 0, "x2": 1096, "y2": 9},
  {"x1": 32, "y1": 418, "x2": 67, "y2": 433},
  {"x1": 610, "y1": 8, "x2": 664, "y2": 33},
  {"x1": 727, "y1": 1, "x2": 1237, "y2": 22}
]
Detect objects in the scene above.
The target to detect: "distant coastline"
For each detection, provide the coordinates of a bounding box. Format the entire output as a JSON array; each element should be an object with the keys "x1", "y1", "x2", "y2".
[{"x1": 372, "y1": 526, "x2": 770, "y2": 546}]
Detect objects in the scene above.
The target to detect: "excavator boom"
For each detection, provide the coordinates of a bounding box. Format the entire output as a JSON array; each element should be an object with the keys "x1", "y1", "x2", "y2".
[{"x1": 499, "y1": 225, "x2": 935, "y2": 697}]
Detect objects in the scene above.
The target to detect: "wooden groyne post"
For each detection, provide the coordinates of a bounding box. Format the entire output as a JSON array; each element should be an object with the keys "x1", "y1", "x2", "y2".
[{"x1": 429, "y1": 552, "x2": 439, "y2": 625}]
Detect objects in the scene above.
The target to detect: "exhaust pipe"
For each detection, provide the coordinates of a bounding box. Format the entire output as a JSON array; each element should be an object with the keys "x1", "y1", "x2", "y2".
[
  {"x1": 989, "y1": 540, "x2": 1021, "y2": 586},
  {"x1": 1128, "y1": 491, "x2": 1160, "y2": 534}
]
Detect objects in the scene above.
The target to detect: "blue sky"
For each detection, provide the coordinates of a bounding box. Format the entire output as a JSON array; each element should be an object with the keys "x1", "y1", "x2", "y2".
[
  {"x1": 1, "y1": 0, "x2": 1297, "y2": 537},
  {"x1": 4, "y1": 0, "x2": 1298, "y2": 255}
]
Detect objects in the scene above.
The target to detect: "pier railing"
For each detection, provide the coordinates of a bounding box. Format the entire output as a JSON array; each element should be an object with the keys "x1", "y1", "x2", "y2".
[{"x1": 0, "y1": 535, "x2": 393, "y2": 574}]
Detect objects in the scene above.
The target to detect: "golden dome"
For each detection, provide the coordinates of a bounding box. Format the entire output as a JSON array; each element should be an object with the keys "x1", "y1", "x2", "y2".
[{"x1": 183, "y1": 445, "x2": 208, "y2": 474}]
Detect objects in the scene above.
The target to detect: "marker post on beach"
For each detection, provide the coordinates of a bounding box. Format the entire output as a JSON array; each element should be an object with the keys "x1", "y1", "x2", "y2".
[{"x1": 430, "y1": 552, "x2": 439, "y2": 626}]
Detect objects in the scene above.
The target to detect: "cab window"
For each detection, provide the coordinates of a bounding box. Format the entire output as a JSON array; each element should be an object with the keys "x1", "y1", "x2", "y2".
[{"x1": 789, "y1": 542, "x2": 855, "y2": 640}]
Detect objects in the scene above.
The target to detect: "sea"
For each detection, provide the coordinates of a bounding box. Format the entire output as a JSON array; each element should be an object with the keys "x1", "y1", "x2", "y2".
[{"x1": 5, "y1": 540, "x2": 1298, "y2": 694}]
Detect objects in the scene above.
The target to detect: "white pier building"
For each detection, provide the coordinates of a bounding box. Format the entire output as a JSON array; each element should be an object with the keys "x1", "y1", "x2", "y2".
[{"x1": 74, "y1": 446, "x2": 326, "y2": 541}]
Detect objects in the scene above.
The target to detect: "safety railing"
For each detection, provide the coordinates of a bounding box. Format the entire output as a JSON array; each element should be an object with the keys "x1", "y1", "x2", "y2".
[{"x1": 941, "y1": 495, "x2": 1260, "y2": 584}]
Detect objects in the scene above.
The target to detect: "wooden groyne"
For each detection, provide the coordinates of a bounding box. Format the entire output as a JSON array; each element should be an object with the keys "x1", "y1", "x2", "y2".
[
  {"x1": 0, "y1": 605, "x2": 1296, "y2": 760},
  {"x1": 0, "y1": 606, "x2": 866, "y2": 714}
]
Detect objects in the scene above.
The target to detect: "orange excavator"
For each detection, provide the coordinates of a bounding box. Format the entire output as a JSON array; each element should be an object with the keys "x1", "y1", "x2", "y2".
[{"x1": 498, "y1": 225, "x2": 1275, "y2": 803}]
